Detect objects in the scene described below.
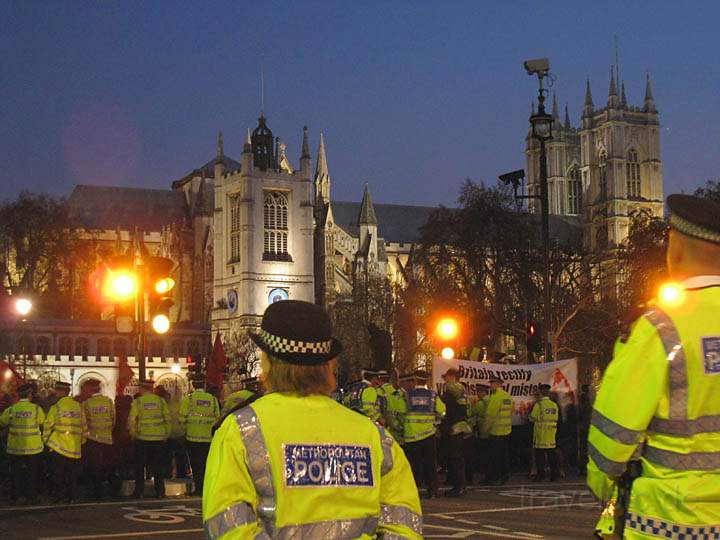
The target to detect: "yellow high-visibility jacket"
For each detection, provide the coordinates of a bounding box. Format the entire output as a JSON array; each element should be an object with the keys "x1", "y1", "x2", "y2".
[
  {"x1": 471, "y1": 396, "x2": 489, "y2": 439},
  {"x1": 222, "y1": 390, "x2": 255, "y2": 416},
  {"x1": 180, "y1": 390, "x2": 220, "y2": 443},
  {"x1": 382, "y1": 384, "x2": 405, "y2": 442},
  {"x1": 0, "y1": 399, "x2": 45, "y2": 455},
  {"x1": 483, "y1": 388, "x2": 513, "y2": 436},
  {"x1": 529, "y1": 396, "x2": 558, "y2": 449},
  {"x1": 397, "y1": 386, "x2": 446, "y2": 444},
  {"x1": 129, "y1": 393, "x2": 170, "y2": 442},
  {"x1": 588, "y1": 276, "x2": 720, "y2": 537},
  {"x1": 203, "y1": 393, "x2": 423, "y2": 539},
  {"x1": 344, "y1": 381, "x2": 381, "y2": 423},
  {"x1": 43, "y1": 396, "x2": 86, "y2": 459},
  {"x1": 83, "y1": 394, "x2": 115, "y2": 445}
]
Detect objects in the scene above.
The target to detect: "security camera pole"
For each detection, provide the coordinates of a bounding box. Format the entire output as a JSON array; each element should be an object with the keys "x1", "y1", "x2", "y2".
[{"x1": 525, "y1": 58, "x2": 553, "y2": 363}]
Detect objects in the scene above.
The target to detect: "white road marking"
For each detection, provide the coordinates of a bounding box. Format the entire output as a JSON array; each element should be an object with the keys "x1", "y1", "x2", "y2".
[
  {"x1": 483, "y1": 525, "x2": 509, "y2": 531},
  {"x1": 427, "y1": 501, "x2": 598, "y2": 516},
  {"x1": 38, "y1": 529, "x2": 203, "y2": 540},
  {"x1": 0, "y1": 496, "x2": 201, "y2": 513},
  {"x1": 425, "y1": 523, "x2": 543, "y2": 539}
]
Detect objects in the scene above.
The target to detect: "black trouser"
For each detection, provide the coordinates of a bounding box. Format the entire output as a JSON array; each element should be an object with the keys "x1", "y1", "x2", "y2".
[
  {"x1": 404, "y1": 437, "x2": 438, "y2": 495},
  {"x1": 85, "y1": 440, "x2": 116, "y2": 497},
  {"x1": 167, "y1": 437, "x2": 190, "y2": 478},
  {"x1": 487, "y1": 435, "x2": 510, "y2": 483},
  {"x1": 187, "y1": 441, "x2": 210, "y2": 495},
  {"x1": 447, "y1": 433, "x2": 467, "y2": 491},
  {"x1": 8, "y1": 453, "x2": 40, "y2": 502},
  {"x1": 134, "y1": 440, "x2": 166, "y2": 497},
  {"x1": 534, "y1": 447, "x2": 559, "y2": 480},
  {"x1": 51, "y1": 451, "x2": 80, "y2": 501}
]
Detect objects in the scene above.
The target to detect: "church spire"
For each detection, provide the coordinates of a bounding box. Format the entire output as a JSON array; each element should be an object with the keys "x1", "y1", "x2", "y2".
[
  {"x1": 621, "y1": 82, "x2": 627, "y2": 108},
  {"x1": 216, "y1": 131, "x2": 224, "y2": 162},
  {"x1": 316, "y1": 132, "x2": 328, "y2": 178},
  {"x1": 644, "y1": 72, "x2": 657, "y2": 112},
  {"x1": 315, "y1": 133, "x2": 330, "y2": 206},
  {"x1": 358, "y1": 183, "x2": 377, "y2": 226},
  {"x1": 583, "y1": 78, "x2": 594, "y2": 116},
  {"x1": 564, "y1": 103, "x2": 571, "y2": 130},
  {"x1": 608, "y1": 66, "x2": 620, "y2": 108},
  {"x1": 301, "y1": 126, "x2": 310, "y2": 159},
  {"x1": 243, "y1": 128, "x2": 252, "y2": 153}
]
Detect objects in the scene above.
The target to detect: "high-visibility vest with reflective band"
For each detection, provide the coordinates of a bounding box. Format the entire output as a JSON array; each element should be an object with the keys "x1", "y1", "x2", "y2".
[
  {"x1": 443, "y1": 381, "x2": 473, "y2": 436},
  {"x1": 345, "y1": 381, "x2": 381, "y2": 422},
  {"x1": 83, "y1": 394, "x2": 114, "y2": 445},
  {"x1": 587, "y1": 278, "x2": 720, "y2": 536},
  {"x1": 0, "y1": 400, "x2": 46, "y2": 455},
  {"x1": 202, "y1": 393, "x2": 423, "y2": 540},
  {"x1": 483, "y1": 388, "x2": 513, "y2": 436},
  {"x1": 181, "y1": 391, "x2": 220, "y2": 443},
  {"x1": 129, "y1": 393, "x2": 170, "y2": 441},
  {"x1": 401, "y1": 387, "x2": 446, "y2": 443},
  {"x1": 43, "y1": 396, "x2": 85, "y2": 459},
  {"x1": 381, "y1": 384, "x2": 405, "y2": 442},
  {"x1": 471, "y1": 396, "x2": 489, "y2": 439},
  {"x1": 529, "y1": 397, "x2": 558, "y2": 449},
  {"x1": 222, "y1": 389, "x2": 255, "y2": 416}
]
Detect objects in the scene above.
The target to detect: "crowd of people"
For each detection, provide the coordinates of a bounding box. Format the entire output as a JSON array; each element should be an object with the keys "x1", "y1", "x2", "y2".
[{"x1": 0, "y1": 375, "x2": 260, "y2": 505}]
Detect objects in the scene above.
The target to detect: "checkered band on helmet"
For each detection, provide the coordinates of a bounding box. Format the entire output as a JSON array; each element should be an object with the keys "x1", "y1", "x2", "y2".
[
  {"x1": 260, "y1": 330, "x2": 332, "y2": 355},
  {"x1": 671, "y1": 213, "x2": 720, "y2": 244}
]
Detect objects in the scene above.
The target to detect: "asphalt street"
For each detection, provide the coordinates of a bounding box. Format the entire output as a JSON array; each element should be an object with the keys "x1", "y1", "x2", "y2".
[{"x1": 0, "y1": 477, "x2": 599, "y2": 539}]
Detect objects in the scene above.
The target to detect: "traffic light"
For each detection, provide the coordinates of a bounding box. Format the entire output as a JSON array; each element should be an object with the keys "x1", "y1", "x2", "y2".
[
  {"x1": 437, "y1": 318, "x2": 459, "y2": 340},
  {"x1": 658, "y1": 282, "x2": 685, "y2": 307},
  {"x1": 147, "y1": 256, "x2": 175, "y2": 335},
  {"x1": 527, "y1": 323, "x2": 542, "y2": 354},
  {"x1": 102, "y1": 256, "x2": 136, "y2": 334}
]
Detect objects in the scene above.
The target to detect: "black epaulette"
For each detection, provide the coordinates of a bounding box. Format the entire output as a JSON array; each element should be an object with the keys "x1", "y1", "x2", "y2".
[{"x1": 211, "y1": 393, "x2": 262, "y2": 436}]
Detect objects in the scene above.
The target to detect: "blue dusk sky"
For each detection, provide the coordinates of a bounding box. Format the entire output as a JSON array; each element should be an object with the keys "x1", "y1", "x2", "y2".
[{"x1": 1, "y1": 1, "x2": 718, "y2": 207}]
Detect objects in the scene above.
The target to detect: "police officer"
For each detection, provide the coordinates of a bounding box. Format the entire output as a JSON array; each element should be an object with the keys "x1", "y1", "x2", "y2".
[
  {"x1": 180, "y1": 379, "x2": 220, "y2": 496},
  {"x1": 399, "y1": 369, "x2": 446, "y2": 499},
  {"x1": 129, "y1": 380, "x2": 170, "y2": 498},
  {"x1": 588, "y1": 194, "x2": 720, "y2": 537},
  {"x1": 470, "y1": 384, "x2": 490, "y2": 481},
  {"x1": 43, "y1": 381, "x2": 86, "y2": 503},
  {"x1": 529, "y1": 384, "x2": 559, "y2": 482},
  {"x1": 482, "y1": 375, "x2": 512, "y2": 484},
  {"x1": 441, "y1": 368, "x2": 471, "y2": 496},
  {"x1": 203, "y1": 300, "x2": 422, "y2": 539},
  {"x1": 344, "y1": 369, "x2": 382, "y2": 423},
  {"x1": 381, "y1": 372, "x2": 405, "y2": 442},
  {"x1": 222, "y1": 377, "x2": 258, "y2": 416},
  {"x1": 0, "y1": 382, "x2": 45, "y2": 504},
  {"x1": 82, "y1": 378, "x2": 116, "y2": 498}
]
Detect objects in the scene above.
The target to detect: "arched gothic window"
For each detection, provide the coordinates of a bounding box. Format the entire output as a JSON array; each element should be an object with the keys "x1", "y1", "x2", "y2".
[
  {"x1": 567, "y1": 167, "x2": 581, "y2": 215},
  {"x1": 263, "y1": 192, "x2": 291, "y2": 261},
  {"x1": 626, "y1": 149, "x2": 641, "y2": 198},
  {"x1": 598, "y1": 152, "x2": 608, "y2": 200}
]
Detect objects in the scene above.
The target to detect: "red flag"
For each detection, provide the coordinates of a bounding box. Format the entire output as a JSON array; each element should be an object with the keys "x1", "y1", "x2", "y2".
[
  {"x1": 116, "y1": 353, "x2": 134, "y2": 396},
  {"x1": 206, "y1": 332, "x2": 228, "y2": 388}
]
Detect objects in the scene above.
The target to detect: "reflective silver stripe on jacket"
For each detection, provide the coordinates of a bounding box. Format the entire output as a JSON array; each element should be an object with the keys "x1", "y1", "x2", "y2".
[
  {"x1": 644, "y1": 308, "x2": 687, "y2": 420},
  {"x1": 588, "y1": 442, "x2": 626, "y2": 477},
  {"x1": 649, "y1": 414, "x2": 720, "y2": 437},
  {"x1": 591, "y1": 409, "x2": 644, "y2": 445},
  {"x1": 379, "y1": 504, "x2": 422, "y2": 534},
  {"x1": 235, "y1": 407, "x2": 277, "y2": 533},
  {"x1": 204, "y1": 502, "x2": 258, "y2": 539},
  {"x1": 375, "y1": 424, "x2": 394, "y2": 476},
  {"x1": 274, "y1": 517, "x2": 378, "y2": 539},
  {"x1": 643, "y1": 445, "x2": 720, "y2": 471}
]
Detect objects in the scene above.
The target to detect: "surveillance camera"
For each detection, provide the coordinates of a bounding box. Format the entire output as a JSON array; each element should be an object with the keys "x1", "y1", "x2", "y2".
[{"x1": 524, "y1": 58, "x2": 550, "y2": 77}]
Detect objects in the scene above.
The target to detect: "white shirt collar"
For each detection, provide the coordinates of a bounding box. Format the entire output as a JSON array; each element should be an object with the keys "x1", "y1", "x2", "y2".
[{"x1": 682, "y1": 275, "x2": 720, "y2": 290}]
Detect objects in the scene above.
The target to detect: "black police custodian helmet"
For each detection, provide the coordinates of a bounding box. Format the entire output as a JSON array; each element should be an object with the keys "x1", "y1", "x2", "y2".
[
  {"x1": 667, "y1": 194, "x2": 720, "y2": 244},
  {"x1": 250, "y1": 300, "x2": 343, "y2": 365}
]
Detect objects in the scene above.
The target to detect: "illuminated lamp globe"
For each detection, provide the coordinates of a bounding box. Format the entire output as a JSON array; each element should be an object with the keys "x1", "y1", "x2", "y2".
[
  {"x1": 152, "y1": 314, "x2": 171, "y2": 334},
  {"x1": 658, "y1": 282, "x2": 684, "y2": 307},
  {"x1": 437, "y1": 318, "x2": 459, "y2": 340},
  {"x1": 154, "y1": 277, "x2": 175, "y2": 295},
  {"x1": 15, "y1": 298, "x2": 32, "y2": 316},
  {"x1": 441, "y1": 347, "x2": 455, "y2": 360},
  {"x1": 112, "y1": 272, "x2": 136, "y2": 299}
]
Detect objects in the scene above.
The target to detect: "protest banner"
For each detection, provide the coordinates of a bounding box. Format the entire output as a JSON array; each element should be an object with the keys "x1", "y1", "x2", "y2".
[{"x1": 432, "y1": 356, "x2": 577, "y2": 425}]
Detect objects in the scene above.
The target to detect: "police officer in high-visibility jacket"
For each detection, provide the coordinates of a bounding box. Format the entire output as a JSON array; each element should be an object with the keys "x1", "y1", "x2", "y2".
[
  {"x1": 441, "y1": 368, "x2": 472, "y2": 496},
  {"x1": 482, "y1": 375, "x2": 512, "y2": 484},
  {"x1": 345, "y1": 369, "x2": 383, "y2": 423},
  {"x1": 470, "y1": 384, "x2": 490, "y2": 480},
  {"x1": 0, "y1": 382, "x2": 45, "y2": 504},
  {"x1": 380, "y1": 372, "x2": 404, "y2": 442},
  {"x1": 129, "y1": 380, "x2": 170, "y2": 498},
  {"x1": 82, "y1": 378, "x2": 116, "y2": 498},
  {"x1": 588, "y1": 194, "x2": 720, "y2": 539},
  {"x1": 529, "y1": 384, "x2": 559, "y2": 482},
  {"x1": 203, "y1": 300, "x2": 422, "y2": 539},
  {"x1": 180, "y1": 379, "x2": 220, "y2": 496},
  {"x1": 222, "y1": 377, "x2": 258, "y2": 416},
  {"x1": 398, "y1": 370, "x2": 446, "y2": 499},
  {"x1": 43, "y1": 381, "x2": 86, "y2": 503}
]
